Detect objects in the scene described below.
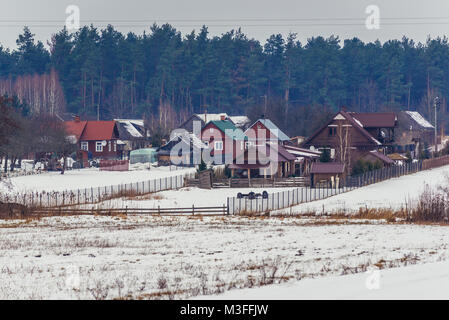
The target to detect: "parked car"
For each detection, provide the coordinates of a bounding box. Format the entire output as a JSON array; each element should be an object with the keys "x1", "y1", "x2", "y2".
[{"x1": 236, "y1": 191, "x2": 269, "y2": 200}]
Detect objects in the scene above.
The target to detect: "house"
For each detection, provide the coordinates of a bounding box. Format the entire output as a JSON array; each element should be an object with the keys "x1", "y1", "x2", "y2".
[
  {"x1": 394, "y1": 111, "x2": 435, "y2": 157},
  {"x1": 180, "y1": 113, "x2": 251, "y2": 133},
  {"x1": 303, "y1": 109, "x2": 390, "y2": 174},
  {"x1": 283, "y1": 145, "x2": 321, "y2": 176},
  {"x1": 157, "y1": 131, "x2": 209, "y2": 166},
  {"x1": 201, "y1": 120, "x2": 247, "y2": 165},
  {"x1": 309, "y1": 162, "x2": 346, "y2": 188},
  {"x1": 114, "y1": 119, "x2": 150, "y2": 157},
  {"x1": 228, "y1": 143, "x2": 296, "y2": 178},
  {"x1": 245, "y1": 117, "x2": 291, "y2": 147},
  {"x1": 303, "y1": 108, "x2": 434, "y2": 174},
  {"x1": 64, "y1": 117, "x2": 121, "y2": 162}
]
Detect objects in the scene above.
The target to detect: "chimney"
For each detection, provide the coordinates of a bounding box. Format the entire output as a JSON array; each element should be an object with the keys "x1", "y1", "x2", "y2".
[
  {"x1": 220, "y1": 114, "x2": 226, "y2": 121},
  {"x1": 74, "y1": 115, "x2": 80, "y2": 123},
  {"x1": 204, "y1": 109, "x2": 207, "y2": 123}
]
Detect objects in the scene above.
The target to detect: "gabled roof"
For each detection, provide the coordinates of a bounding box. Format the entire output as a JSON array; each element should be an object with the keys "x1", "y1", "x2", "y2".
[
  {"x1": 366, "y1": 150, "x2": 395, "y2": 164},
  {"x1": 208, "y1": 120, "x2": 247, "y2": 141},
  {"x1": 82, "y1": 121, "x2": 117, "y2": 141},
  {"x1": 310, "y1": 162, "x2": 345, "y2": 174},
  {"x1": 228, "y1": 116, "x2": 251, "y2": 129},
  {"x1": 246, "y1": 119, "x2": 290, "y2": 141},
  {"x1": 284, "y1": 145, "x2": 321, "y2": 159},
  {"x1": 115, "y1": 119, "x2": 145, "y2": 140},
  {"x1": 65, "y1": 120, "x2": 87, "y2": 140},
  {"x1": 303, "y1": 110, "x2": 381, "y2": 147},
  {"x1": 228, "y1": 143, "x2": 295, "y2": 169},
  {"x1": 195, "y1": 113, "x2": 228, "y2": 123},
  {"x1": 158, "y1": 131, "x2": 208, "y2": 155},
  {"x1": 403, "y1": 111, "x2": 434, "y2": 129},
  {"x1": 349, "y1": 113, "x2": 397, "y2": 128}
]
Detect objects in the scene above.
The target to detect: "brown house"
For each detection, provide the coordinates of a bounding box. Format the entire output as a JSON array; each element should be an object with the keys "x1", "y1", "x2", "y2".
[
  {"x1": 65, "y1": 118, "x2": 121, "y2": 161},
  {"x1": 310, "y1": 162, "x2": 346, "y2": 187},
  {"x1": 303, "y1": 109, "x2": 386, "y2": 173}
]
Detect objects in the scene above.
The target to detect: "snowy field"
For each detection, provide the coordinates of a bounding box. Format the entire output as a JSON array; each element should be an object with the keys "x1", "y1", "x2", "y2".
[
  {"x1": 274, "y1": 164, "x2": 449, "y2": 215},
  {"x1": 0, "y1": 166, "x2": 195, "y2": 194},
  {"x1": 1, "y1": 214, "x2": 449, "y2": 299},
  {"x1": 201, "y1": 260, "x2": 449, "y2": 300},
  {"x1": 87, "y1": 187, "x2": 298, "y2": 209}
]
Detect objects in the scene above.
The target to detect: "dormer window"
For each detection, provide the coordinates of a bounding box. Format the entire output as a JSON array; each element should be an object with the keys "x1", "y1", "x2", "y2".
[{"x1": 328, "y1": 127, "x2": 336, "y2": 136}]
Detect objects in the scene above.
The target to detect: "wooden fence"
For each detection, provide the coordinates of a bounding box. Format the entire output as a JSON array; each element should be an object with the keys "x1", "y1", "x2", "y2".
[
  {"x1": 31, "y1": 205, "x2": 228, "y2": 216},
  {"x1": 1, "y1": 172, "x2": 195, "y2": 208},
  {"x1": 227, "y1": 160, "x2": 426, "y2": 215}
]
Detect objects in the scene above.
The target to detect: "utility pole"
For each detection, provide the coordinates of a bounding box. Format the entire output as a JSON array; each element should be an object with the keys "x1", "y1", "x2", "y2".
[{"x1": 434, "y1": 96, "x2": 439, "y2": 157}]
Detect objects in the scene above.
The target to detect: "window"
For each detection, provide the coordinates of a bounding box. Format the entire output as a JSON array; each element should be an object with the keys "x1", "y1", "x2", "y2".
[
  {"x1": 81, "y1": 141, "x2": 88, "y2": 151},
  {"x1": 114, "y1": 141, "x2": 117, "y2": 152},
  {"x1": 96, "y1": 141, "x2": 103, "y2": 152},
  {"x1": 328, "y1": 127, "x2": 337, "y2": 136},
  {"x1": 108, "y1": 141, "x2": 111, "y2": 152},
  {"x1": 210, "y1": 128, "x2": 214, "y2": 133},
  {"x1": 214, "y1": 141, "x2": 223, "y2": 151}
]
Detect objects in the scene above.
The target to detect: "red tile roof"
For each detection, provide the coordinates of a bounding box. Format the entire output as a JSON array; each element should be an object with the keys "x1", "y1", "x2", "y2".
[
  {"x1": 82, "y1": 121, "x2": 117, "y2": 141},
  {"x1": 310, "y1": 162, "x2": 345, "y2": 174},
  {"x1": 65, "y1": 120, "x2": 117, "y2": 141},
  {"x1": 65, "y1": 121, "x2": 87, "y2": 140}
]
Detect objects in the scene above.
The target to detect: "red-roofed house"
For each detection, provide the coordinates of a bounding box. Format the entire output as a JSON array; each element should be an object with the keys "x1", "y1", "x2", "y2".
[{"x1": 65, "y1": 117, "x2": 121, "y2": 160}]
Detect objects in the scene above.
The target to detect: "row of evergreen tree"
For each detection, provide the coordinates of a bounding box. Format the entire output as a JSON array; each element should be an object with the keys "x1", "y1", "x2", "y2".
[{"x1": 1, "y1": 24, "x2": 449, "y2": 136}]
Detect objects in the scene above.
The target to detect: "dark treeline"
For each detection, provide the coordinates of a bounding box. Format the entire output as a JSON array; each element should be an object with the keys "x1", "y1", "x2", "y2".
[{"x1": 1, "y1": 24, "x2": 449, "y2": 136}]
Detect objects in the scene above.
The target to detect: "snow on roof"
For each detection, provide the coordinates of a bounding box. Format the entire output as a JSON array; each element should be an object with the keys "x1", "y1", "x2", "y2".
[
  {"x1": 405, "y1": 111, "x2": 434, "y2": 129},
  {"x1": 115, "y1": 119, "x2": 144, "y2": 126},
  {"x1": 352, "y1": 117, "x2": 364, "y2": 128},
  {"x1": 228, "y1": 116, "x2": 251, "y2": 127},
  {"x1": 171, "y1": 131, "x2": 208, "y2": 149},
  {"x1": 123, "y1": 121, "x2": 143, "y2": 138},
  {"x1": 246, "y1": 119, "x2": 290, "y2": 141},
  {"x1": 195, "y1": 113, "x2": 229, "y2": 123}
]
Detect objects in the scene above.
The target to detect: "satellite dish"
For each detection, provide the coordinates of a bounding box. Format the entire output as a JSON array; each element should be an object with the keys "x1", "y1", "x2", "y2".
[{"x1": 101, "y1": 140, "x2": 107, "y2": 146}]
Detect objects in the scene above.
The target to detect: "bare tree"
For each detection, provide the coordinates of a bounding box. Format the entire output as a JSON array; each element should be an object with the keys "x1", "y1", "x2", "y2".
[{"x1": 335, "y1": 120, "x2": 352, "y2": 173}]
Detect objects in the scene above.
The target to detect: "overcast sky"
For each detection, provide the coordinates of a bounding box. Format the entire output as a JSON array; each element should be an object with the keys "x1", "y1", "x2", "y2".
[{"x1": 2, "y1": 0, "x2": 449, "y2": 49}]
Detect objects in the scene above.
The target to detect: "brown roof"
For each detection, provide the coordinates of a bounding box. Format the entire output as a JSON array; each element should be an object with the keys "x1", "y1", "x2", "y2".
[
  {"x1": 367, "y1": 150, "x2": 395, "y2": 164},
  {"x1": 229, "y1": 143, "x2": 295, "y2": 169},
  {"x1": 350, "y1": 113, "x2": 397, "y2": 128},
  {"x1": 310, "y1": 162, "x2": 345, "y2": 174},
  {"x1": 387, "y1": 153, "x2": 408, "y2": 161},
  {"x1": 303, "y1": 110, "x2": 381, "y2": 147}
]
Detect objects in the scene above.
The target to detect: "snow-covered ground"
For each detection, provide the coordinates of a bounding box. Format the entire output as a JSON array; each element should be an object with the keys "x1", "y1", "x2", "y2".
[
  {"x1": 87, "y1": 187, "x2": 298, "y2": 209},
  {"x1": 274, "y1": 164, "x2": 449, "y2": 215},
  {"x1": 1, "y1": 214, "x2": 449, "y2": 299},
  {"x1": 0, "y1": 166, "x2": 195, "y2": 194},
  {"x1": 201, "y1": 260, "x2": 449, "y2": 300}
]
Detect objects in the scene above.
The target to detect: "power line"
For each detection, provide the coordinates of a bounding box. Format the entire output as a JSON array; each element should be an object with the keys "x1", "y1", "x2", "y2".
[{"x1": 4, "y1": 16, "x2": 449, "y2": 22}]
